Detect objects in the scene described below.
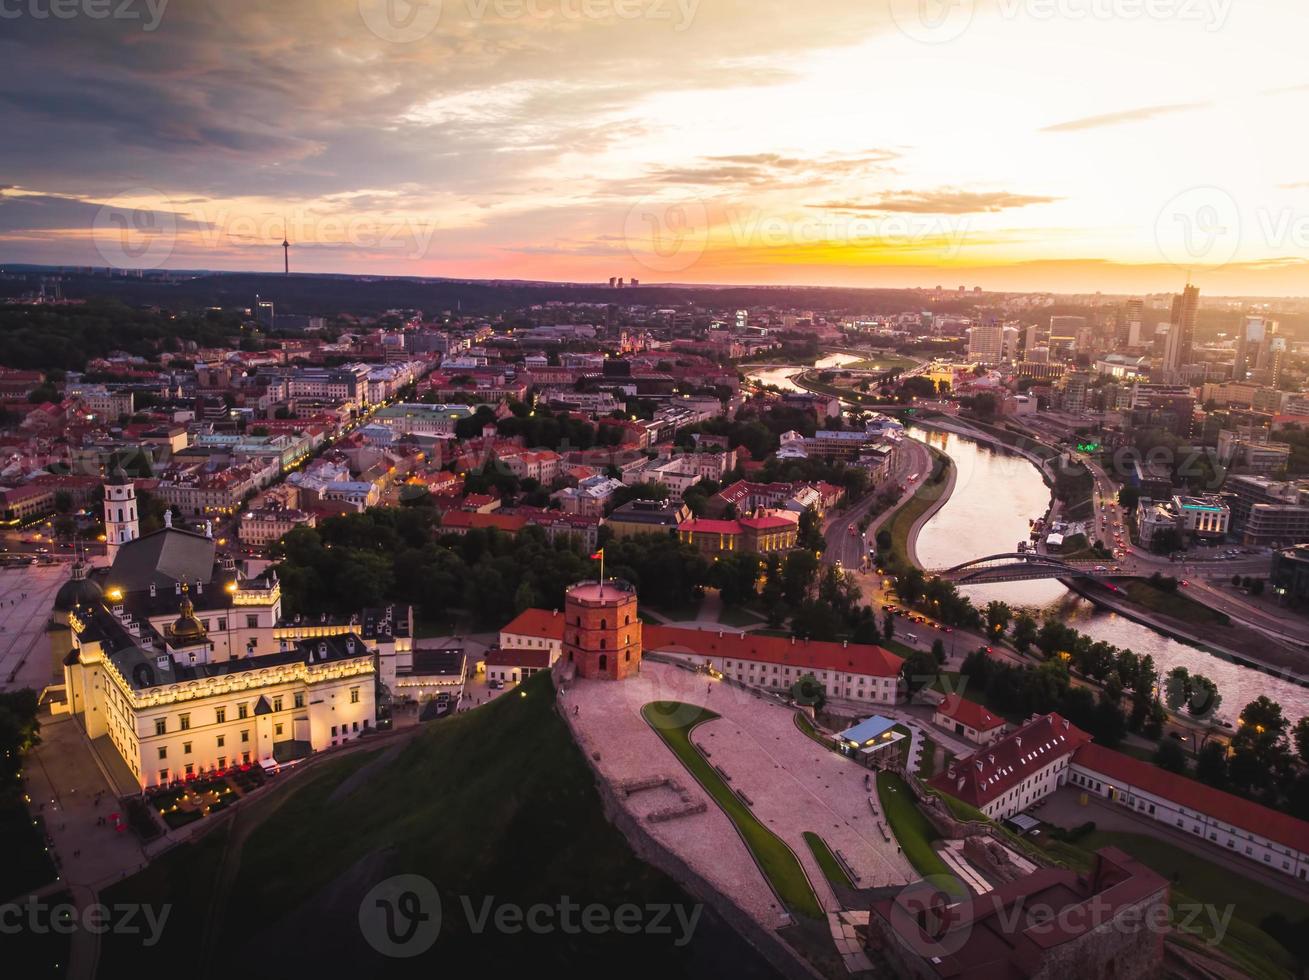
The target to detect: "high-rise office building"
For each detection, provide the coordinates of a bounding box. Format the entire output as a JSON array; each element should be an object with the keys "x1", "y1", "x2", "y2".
[
  {"x1": 1125, "y1": 299, "x2": 1145, "y2": 348},
  {"x1": 967, "y1": 322, "x2": 1006, "y2": 365},
  {"x1": 1163, "y1": 284, "x2": 1199, "y2": 377},
  {"x1": 1234, "y1": 316, "x2": 1266, "y2": 382},
  {"x1": 1048, "y1": 316, "x2": 1084, "y2": 359}
]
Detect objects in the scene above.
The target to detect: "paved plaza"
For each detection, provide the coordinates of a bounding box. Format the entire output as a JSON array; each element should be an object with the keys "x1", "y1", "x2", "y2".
[
  {"x1": 563, "y1": 661, "x2": 914, "y2": 931},
  {"x1": 22, "y1": 712, "x2": 150, "y2": 893},
  {"x1": 0, "y1": 562, "x2": 67, "y2": 693}
]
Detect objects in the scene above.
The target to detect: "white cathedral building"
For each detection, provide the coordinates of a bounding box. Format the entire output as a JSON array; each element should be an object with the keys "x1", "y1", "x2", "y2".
[{"x1": 56, "y1": 473, "x2": 413, "y2": 790}]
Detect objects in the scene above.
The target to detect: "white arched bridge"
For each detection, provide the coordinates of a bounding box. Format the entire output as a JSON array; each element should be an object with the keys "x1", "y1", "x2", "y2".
[{"x1": 929, "y1": 552, "x2": 1122, "y2": 585}]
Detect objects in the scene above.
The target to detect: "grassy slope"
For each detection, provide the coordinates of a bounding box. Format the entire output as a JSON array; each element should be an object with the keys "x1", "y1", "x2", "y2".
[
  {"x1": 802, "y1": 832, "x2": 854, "y2": 890},
  {"x1": 884, "y1": 450, "x2": 952, "y2": 562},
  {"x1": 99, "y1": 674, "x2": 783, "y2": 980},
  {"x1": 875, "y1": 771, "x2": 964, "y2": 897},
  {"x1": 0, "y1": 794, "x2": 57, "y2": 901},
  {"x1": 643, "y1": 701, "x2": 823, "y2": 919},
  {"x1": 1121, "y1": 581, "x2": 1231, "y2": 627}
]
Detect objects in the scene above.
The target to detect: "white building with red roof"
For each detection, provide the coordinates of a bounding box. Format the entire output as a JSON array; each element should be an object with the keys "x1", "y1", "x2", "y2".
[
  {"x1": 643, "y1": 624, "x2": 903, "y2": 705},
  {"x1": 930, "y1": 712, "x2": 1091, "y2": 820},
  {"x1": 932, "y1": 693, "x2": 1007, "y2": 745},
  {"x1": 1069, "y1": 741, "x2": 1309, "y2": 880}
]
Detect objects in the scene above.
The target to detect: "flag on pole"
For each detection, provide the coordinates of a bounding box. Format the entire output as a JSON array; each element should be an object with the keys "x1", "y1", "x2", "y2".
[{"x1": 590, "y1": 549, "x2": 604, "y2": 560}]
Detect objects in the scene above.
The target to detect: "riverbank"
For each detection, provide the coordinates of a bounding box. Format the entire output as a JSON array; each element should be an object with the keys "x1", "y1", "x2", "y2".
[
  {"x1": 1066, "y1": 578, "x2": 1309, "y2": 688},
  {"x1": 905, "y1": 448, "x2": 956, "y2": 569},
  {"x1": 875, "y1": 444, "x2": 955, "y2": 569}
]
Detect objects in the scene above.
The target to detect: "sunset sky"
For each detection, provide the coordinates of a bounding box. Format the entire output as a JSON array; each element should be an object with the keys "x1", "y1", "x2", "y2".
[{"x1": 2, "y1": 0, "x2": 1307, "y2": 294}]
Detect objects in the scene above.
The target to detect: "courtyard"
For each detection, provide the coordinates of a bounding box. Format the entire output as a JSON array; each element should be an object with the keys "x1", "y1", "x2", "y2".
[{"x1": 562, "y1": 659, "x2": 915, "y2": 932}]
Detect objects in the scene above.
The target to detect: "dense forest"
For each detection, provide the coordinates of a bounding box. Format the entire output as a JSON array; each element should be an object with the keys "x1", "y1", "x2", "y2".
[{"x1": 0, "y1": 300, "x2": 245, "y2": 370}]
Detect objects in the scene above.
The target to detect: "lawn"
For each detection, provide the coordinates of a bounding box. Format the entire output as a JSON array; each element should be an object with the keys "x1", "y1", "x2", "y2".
[
  {"x1": 875, "y1": 771, "x2": 965, "y2": 896},
  {"x1": 1078, "y1": 831, "x2": 1309, "y2": 930},
  {"x1": 643, "y1": 701, "x2": 824, "y2": 920},
  {"x1": 645, "y1": 597, "x2": 704, "y2": 623},
  {"x1": 803, "y1": 832, "x2": 854, "y2": 889},
  {"x1": 1059, "y1": 830, "x2": 1305, "y2": 979},
  {"x1": 793, "y1": 711, "x2": 833, "y2": 749},
  {"x1": 0, "y1": 794, "x2": 57, "y2": 901},
  {"x1": 1120, "y1": 581, "x2": 1232, "y2": 627},
  {"x1": 718, "y1": 604, "x2": 766, "y2": 628},
  {"x1": 99, "y1": 675, "x2": 783, "y2": 979}
]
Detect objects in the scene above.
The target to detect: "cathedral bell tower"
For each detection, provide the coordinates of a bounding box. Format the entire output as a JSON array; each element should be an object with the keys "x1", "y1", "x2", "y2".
[{"x1": 103, "y1": 463, "x2": 139, "y2": 565}]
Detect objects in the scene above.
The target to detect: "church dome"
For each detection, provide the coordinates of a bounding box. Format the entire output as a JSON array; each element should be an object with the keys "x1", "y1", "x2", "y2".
[
  {"x1": 54, "y1": 563, "x2": 102, "y2": 612},
  {"x1": 167, "y1": 586, "x2": 208, "y2": 644}
]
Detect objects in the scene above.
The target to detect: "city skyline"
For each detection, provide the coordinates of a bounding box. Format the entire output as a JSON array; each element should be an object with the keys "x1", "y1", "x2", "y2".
[{"x1": 1, "y1": 1, "x2": 1308, "y2": 295}]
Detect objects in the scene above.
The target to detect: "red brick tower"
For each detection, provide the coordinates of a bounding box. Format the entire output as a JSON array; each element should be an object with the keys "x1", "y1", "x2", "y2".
[{"x1": 563, "y1": 579, "x2": 642, "y2": 680}]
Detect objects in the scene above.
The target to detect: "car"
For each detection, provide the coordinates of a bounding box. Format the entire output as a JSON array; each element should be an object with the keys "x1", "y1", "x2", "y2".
[
  {"x1": 488, "y1": 679, "x2": 504, "y2": 690},
  {"x1": 903, "y1": 633, "x2": 918, "y2": 643}
]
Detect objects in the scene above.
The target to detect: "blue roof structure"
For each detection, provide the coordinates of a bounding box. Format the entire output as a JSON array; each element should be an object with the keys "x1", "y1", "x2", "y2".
[{"x1": 837, "y1": 715, "x2": 898, "y2": 747}]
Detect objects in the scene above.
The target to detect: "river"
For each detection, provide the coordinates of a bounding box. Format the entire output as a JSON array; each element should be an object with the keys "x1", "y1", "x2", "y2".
[
  {"x1": 746, "y1": 353, "x2": 865, "y2": 393},
  {"x1": 909, "y1": 426, "x2": 1309, "y2": 721}
]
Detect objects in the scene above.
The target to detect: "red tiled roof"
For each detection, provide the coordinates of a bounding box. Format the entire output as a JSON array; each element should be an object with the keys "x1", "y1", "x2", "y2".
[
  {"x1": 678, "y1": 519, "x2": 742, "y2": 535},
  {"x1": 644, "y1": 624, "x2": 903, "y2": 678},
  {"x1": 440, "y1": 511, "x2": 527, "y2": 533},
  {"x1": 484, "y1": 646, "x2": 553, "y2": 669},
  {"x1": 1072, "y1": 741, "x2": 1309, "y2": 854},
  {"x1": 930, "y1": 712, "x2": 1090, "y2": 809},
  {"x1": 500, "y1": 608, "x2": 565, "y2": 642},
  {"x1": 739, "y1": 514, "x2": 796, "y2": 531},
  {"x1": 935, "y1": 694, "x2": 1005, "y2": 732}
]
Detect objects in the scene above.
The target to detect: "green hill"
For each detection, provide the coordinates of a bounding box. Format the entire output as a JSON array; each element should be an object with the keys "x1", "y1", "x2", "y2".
[{"x1": 98, "y1": 673, "x2": 782, "y2": 980}]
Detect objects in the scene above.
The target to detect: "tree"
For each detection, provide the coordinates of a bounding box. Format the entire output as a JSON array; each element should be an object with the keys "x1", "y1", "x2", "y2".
[
  {"x1": 900, "y1": 649, "x2": 939, "y2": 696},
  {"x1": 1295, "y1": 717, "x2": 1309, "y2": 766},
  {"x1": 1153, "y1": 737, "x2": 1188, "y2": 774},
  {"x1": 780, "y1": 550, "x2": 820, "y2": 607},
  {"x1": 882, "y1": 611, "x2": 895, "y2": 642},
  {"x1": 1163, "y1": 666, "x2": 1191, "y2": 713},
  {"x1": 1090, "y1": 694, "x2": 1127, "y2": 747},
  {"x1": 984, "y1": 600, "x2": 1012, "y2": 638},
  {"x1": 1195, "y1": 740, "x2": 1228, "y2": 788},
  {"x1": 1228, "y1": 696, "x2": 1290, "y2": 793},
  {"x1": 790, "y1": 673, "x2": 827, "y2": 710},
  {"x1": 930, "y1": 638, "x2": 947, "y2": 665},
  {"x1": 1186, "y1": 674, "x2": 1221, "y2": 720},
  {"x1": 797, "y1": 506, "x2": 824, "y2": 552},
  {"x1": 1011, "y1": 612, "x2": 1038, "y2": 653}
]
